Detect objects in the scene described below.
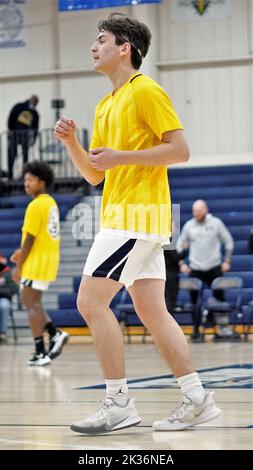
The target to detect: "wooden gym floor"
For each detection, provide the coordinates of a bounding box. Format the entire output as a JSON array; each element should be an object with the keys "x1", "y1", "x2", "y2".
[{"x1": 0, "y1": 335, "x2": 252, "y2": 450}]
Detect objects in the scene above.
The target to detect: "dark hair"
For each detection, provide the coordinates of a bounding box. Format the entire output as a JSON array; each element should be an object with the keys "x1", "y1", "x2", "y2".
[
  {"x1": 23, "y1": 161, "x2": 54, "y2": 190},
  {"x1": 98, "y1": 13, "x2": 151, "y2": 70}
]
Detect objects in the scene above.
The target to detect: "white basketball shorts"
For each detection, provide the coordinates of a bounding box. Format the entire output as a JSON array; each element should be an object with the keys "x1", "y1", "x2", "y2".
[
  {"x1": 83, "y1": 232, "x2": 166, "y2": 289},
  {"x1": 20, "y1": 278, "x2": 50, "y2": 291}
]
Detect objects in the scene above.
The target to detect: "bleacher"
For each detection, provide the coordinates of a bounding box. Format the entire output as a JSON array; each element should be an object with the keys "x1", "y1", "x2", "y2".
[
  {"x1": 45, "y1": 164, "x2": 253, "y2": 338},
  {"x1": 0, "y1": 164, "x2": 252, "y2": 337}
]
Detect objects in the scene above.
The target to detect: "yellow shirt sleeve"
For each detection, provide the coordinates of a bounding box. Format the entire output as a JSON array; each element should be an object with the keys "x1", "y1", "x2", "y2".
[
  {"x1": 89, "y1": 105, "x2": 102, "y2": 150},
  {"x1": 22, "y1": 202, "x2": 41, "y2": 237},
  {"x1": 133, "y1": 82, "x2": 183, "y2": 141}
]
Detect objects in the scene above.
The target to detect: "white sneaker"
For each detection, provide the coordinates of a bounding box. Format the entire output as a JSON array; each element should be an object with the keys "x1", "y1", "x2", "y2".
[
  {"x1": 27, "y1": 353, "x2": 51, "y2": 367},
  {"x1": 70, "y1": 397, "x2": 142, "y2": 434},
  {"x1": 153, "y1": 391, "x2": 221, "y2": 431},
  {"x1": 48, "y1": 331, "x2": 69, "y2": 359}
]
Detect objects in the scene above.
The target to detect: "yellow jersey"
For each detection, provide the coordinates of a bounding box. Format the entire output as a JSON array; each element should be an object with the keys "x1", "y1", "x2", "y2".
[
  {"x1": 90, "y1": 73, "x2": 183, "y2": 241},
  {"x1": 21, "y1": 194, "x2": 60, "y2": 281}
]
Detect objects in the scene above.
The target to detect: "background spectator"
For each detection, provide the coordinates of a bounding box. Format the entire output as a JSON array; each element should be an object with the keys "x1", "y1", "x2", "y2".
[
  {"x1": 0, "y1": 254, "x2": 19, "y2": 343},
  {"x1": 7, "y1": 95, "x2": 40, "y2": 179},
  {"x1": 177, "y1": 199, "x2": 234, "y2": 341}
]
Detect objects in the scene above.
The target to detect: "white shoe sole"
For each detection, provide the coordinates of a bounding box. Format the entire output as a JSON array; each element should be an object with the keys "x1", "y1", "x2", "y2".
[
  {"x1": 153, "y1": 405, "x2": 221, "y2": 431},
  {"x1": 70, "y1": 413, "x2": 142, "y2": 435},
  {"x1": 112, "y1": 413, "x2": 142, "y2": 431},
  {"x1": 27, "y1": 359, "x2": 51, "y2": 367}
]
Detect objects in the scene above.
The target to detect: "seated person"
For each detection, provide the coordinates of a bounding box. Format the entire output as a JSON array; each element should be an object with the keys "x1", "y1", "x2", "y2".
[{"x1": 0, "y1": 254, "x2": 19, "y2": 343}]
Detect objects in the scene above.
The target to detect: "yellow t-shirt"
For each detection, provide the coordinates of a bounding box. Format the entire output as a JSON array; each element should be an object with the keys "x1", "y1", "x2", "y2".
[
  {"x1": 21, "y1": 194, "x2": 60, "y2": 281},
  {"x1": 90, "y1": 73, "x2": 183, "y2": 240}
]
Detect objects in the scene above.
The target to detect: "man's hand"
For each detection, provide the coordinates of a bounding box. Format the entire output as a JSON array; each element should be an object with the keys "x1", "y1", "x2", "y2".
[
  {"x1": 54, "y1": 116, "x2": 77, "y2": 144},
  {"x1": 180, "y1": 263, "x2": 191, "y2": 274},
  {"x1": 10, "y1": 249, "x2": 21, "y2": 264},
  {"x1": 12, "y1": 266, "x2": 21, "y2": 285},
  {"x1": 221, "y1": 261, "x2": 230, "y2": 273},
  {"x1": 88, "y1": 147, "x2": 119, "y2": 171}
]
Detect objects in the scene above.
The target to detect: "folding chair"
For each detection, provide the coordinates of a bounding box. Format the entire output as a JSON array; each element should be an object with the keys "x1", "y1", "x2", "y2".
[
  {"x1": 240, "y1": 300, "x2": 253, "y2": 341},
  {"x1": 175, "y1": 278, "x2": 203, "y2": 338},
  {"x1": 201, "y1": 276, "x2": 243, "y2": 341}
]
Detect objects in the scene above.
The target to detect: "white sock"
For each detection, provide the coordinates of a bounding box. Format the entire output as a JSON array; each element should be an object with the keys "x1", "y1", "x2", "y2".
[
  {"x1": 105, "y1": 378, "x2": 128, "y2": 405},
  {"x1": 177, "y1": 372, "x2": 206, "y2": 406}
]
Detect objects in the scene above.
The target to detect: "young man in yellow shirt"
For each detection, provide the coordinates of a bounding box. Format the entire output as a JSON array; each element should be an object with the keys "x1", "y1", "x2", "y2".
[
  {"x1": 54, "y1": 13, "x2": 220, "y2": 433},
  {"x1": 12, "y1": 161, "x2": 69, "y2": 366}
]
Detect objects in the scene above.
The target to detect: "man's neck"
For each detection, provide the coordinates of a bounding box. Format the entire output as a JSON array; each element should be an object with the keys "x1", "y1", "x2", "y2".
[
  {"x1": 107, "y1": 66, "x2": 139, "y2": 93},
  {"x1": 32, "y1": 191, "x2": 47, "y2": 199}
]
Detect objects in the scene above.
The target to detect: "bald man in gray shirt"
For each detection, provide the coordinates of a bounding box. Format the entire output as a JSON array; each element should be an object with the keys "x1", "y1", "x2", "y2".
[{"x1": 177, "y1": 199, "x2": 234, "y2": 340}]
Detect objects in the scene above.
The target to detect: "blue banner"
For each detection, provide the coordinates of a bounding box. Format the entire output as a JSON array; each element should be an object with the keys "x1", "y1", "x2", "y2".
[{"x1": 58, "y1": 1, "x2": 161, "y2": 12}]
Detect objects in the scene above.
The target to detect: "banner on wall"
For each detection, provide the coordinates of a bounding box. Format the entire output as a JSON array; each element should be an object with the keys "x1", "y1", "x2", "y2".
[
  {"x1": 171, "y1": 0, "x2": 232, "y2": 22},
  {"x1": 58, "y1": 0, "x2": 162, "y2": 12},
  {"x1": 0, "y1": 0, "x2": 26, "y2": 48}
]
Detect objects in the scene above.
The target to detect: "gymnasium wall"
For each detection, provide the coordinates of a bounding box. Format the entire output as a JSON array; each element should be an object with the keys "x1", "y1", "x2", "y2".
[{"x1": 0, "y1": 0, "x2": 253, "y2": 167}]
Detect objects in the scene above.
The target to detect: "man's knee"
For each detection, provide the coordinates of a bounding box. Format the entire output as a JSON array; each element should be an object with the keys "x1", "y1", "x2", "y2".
[
  {"x1": 0, "y1": 298, "x2": 11, "y2": 311},
  {"x1": 77, "y1": 293, "x2": 102, "y2": 321}
]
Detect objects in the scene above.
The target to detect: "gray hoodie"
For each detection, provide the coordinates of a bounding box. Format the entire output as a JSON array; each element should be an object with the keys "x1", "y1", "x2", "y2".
[{"x1": 177, "y1": 213, "x2": 234, "y2": 271}]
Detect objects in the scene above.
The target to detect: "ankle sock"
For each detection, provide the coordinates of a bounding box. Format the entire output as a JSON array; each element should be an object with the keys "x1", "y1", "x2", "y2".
[
  {"x1": 45, "y1": 321, "x2": 57, "y2": 339},
  {"x1": 177, "y1": 372, "x2": 206, "y2": 406},
  {"x1": 34, "y1": 336, "x2": 45, "y2": 355},
  {"x1": 105, "y1": 378, "x2": 128, "y2": 405}
]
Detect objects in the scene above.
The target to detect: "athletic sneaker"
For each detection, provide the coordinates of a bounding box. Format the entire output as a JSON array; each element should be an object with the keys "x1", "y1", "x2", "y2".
[
  {"x1": 48, "y1": 331, "x2": 69, "y2": 360},
  {"x1": 153, "y1": 391, "x2": 221, "y2": 431},
  {"x1": 27, "y1": 353, "x2": 51, "y2": 367},
  {"x1": 70, "y1": 397, "x2": 142, "y2": 434}
]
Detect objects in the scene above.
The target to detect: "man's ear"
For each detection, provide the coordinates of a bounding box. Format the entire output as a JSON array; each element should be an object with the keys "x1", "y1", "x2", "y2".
[{"x1": 120, "y1": 43, "x2": 131, "y2": 55}]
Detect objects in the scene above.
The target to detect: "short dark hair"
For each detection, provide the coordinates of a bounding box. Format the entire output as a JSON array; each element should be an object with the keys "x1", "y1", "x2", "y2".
[
  {"x1": 98, "y1": 13, "x2": 152, "y2": 69},
  {"x1": 23, "y1": 161, "x2": 54, "y2": 190}
]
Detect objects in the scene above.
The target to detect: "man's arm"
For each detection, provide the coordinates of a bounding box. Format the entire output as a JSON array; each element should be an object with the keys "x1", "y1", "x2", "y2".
[
  {"x1": 54, "y1": 117, "x2": 105, "y2": 186},
  {"x1": 119, "y1": 129, "x2": 190, "y2": 166},
  {"x1": 218, "y1": 220, "x2": 234, "y2": 271},
  {"x1": 177, "y1": 224, "x2": 191, "y2": 274},
  {"x1": 12, "y1": 234, "x2": 35, "y2": 284},
  {"x1": 89, "y1": 129, "x2": 190, "y2": 171},
  {"x1": 7, "y1": 104, "x2": 19, "y2": 131}
]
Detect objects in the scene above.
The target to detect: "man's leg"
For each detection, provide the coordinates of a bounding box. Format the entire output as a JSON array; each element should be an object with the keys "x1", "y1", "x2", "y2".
[
  {"x1": 0, "y1": 298, "x2": 11, "y2": 342},
  {"x1": 164, "y1": 271, "x2": 179, "y2": 315},
  {"x1": 70, "y1": 275, "x2": 141, "y2": 434},
  {"x1": 206, "y1": 266, "x2": 224, "y2": 301},
  {"x1": 129, "y1": 278, "x2": 221, "y2": 430},
  {"x1": 189, "y1": 269, "x2": 205, "y2": 338},
  {"x1": 21, "y1": 286, "x2": 51, "y2": 365},
  {"x1": 77, "y1": 275, "x2": 125, "y2": 378},
  {"x1": 21, "y1": 135, "x2": 29, "y2": 166},
  {"x1": 129, "y1": 279, "x2": 194, "y2": 378}
]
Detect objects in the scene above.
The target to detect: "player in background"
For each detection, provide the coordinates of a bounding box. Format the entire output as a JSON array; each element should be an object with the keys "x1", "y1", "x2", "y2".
[{"x1": 12, "y1": 161, "x2": 69, "y2": 366}]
